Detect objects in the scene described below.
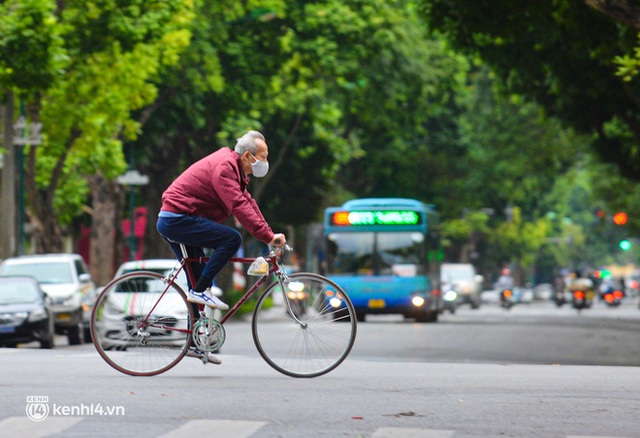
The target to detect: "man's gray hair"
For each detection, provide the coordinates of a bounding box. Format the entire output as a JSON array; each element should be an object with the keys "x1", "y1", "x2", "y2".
[{"x1": 234, "y1": 130, "x2": 265, "y2": 154}]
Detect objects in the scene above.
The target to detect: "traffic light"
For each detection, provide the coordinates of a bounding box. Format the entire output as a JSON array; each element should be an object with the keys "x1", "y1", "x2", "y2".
[
  {"x1": 594, "y1": 269, "x2": 611, "y2": 279},
  {"x1": 613, "y1": 212, "x2": 628, "y2": 225},
  {"x1": 620, "y1": 239, "x2": 632, "y2": 251}
]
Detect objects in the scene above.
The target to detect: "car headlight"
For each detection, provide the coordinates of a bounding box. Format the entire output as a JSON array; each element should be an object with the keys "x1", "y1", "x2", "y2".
[
  {"x1": 62, "y1": 293, "x2": 81, "y2": 308},
  {"x1": 13, "y1": 312, "x2": 29, "y2": 321},
  {"x1": 106, "y1": 299, "x2": 125, "y2": 315},
  {"x1": 28, "y1": 308, "x2": 48, "y2": 322},
  {"x1": 443, "y1": 290, "x2": 458, "y2": 301}
]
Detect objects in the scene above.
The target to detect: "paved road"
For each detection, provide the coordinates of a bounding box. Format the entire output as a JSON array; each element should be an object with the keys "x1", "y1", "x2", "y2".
[
  {"x1": 2, "y1": 346, "x2": 640, "y2": 437},
  {"x1": 2, "y1": 300, "x2": 639, "y2": 437}
]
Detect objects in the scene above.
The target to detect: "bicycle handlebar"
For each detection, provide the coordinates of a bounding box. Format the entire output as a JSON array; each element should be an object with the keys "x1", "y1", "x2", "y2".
[{"x1": 268, "y1": 243, "x2": 293, "y2": 253}]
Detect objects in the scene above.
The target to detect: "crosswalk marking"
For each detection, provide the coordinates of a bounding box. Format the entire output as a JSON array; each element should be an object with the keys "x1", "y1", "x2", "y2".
[
  {"x1": 158, "y1": 419, "x2": 267, "y2": 438},
  {"x1": 0, "y1": 416, "x2": 82, "y2": 437},
  {"x1": 373, "y1": 427, "x2": 455, "y2": 438},
  {"x1": 0, "y1": 417, "x2": 632, "y2": 438}
]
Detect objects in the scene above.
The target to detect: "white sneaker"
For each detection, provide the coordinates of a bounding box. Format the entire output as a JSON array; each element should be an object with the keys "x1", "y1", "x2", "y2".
[
  {"x1": 185, "y1": 347, "x2": 221, "y2": 365},
  {"x1": 187, "y1": 288, "x2": 229, "y2": 310}
]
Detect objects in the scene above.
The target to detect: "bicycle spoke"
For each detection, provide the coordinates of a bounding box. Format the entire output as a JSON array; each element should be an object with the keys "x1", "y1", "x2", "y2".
[
  {"x1": 252, "y1": 273, "x2": 357, "y2": 377},
  {"x1": 91, "y1": 272, "x2": 194, "y2": 376}
]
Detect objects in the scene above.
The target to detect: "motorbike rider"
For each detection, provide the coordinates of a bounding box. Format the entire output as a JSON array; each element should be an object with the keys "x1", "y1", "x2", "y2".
[
  {"x1": 496, "y1": 268, "x2": 514, "y2": 290},
  {"x1": 553, "y1": 270, "x2": 567, "y2": 304}
]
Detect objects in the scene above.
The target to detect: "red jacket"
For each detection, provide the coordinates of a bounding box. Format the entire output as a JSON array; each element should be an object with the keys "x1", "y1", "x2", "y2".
[{"x1": 161, "y1": 147, "x2": 274, "y2": 243}]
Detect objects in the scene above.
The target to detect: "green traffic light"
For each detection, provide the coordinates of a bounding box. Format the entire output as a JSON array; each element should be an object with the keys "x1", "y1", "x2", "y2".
[{"x1": 620, "y1": 239, "x2": 632, "y2": 251}]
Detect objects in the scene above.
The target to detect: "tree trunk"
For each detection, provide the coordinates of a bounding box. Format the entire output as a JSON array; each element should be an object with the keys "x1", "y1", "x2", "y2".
[
  {"x1": 0, "y1": 91, "x2": 16, "y2": 258},
  {"x1": 89, "y1": 174, "x2": 121, "y2": 285},
  {"x1": 584, "y1": 0, "x2": 640, "y2": 29},
  {"x1": 25, "y1": 118, "x2": 77, "y2": 254},
  {"x1": 28, "y1": 193, "x2": 65, "y2": 254}
]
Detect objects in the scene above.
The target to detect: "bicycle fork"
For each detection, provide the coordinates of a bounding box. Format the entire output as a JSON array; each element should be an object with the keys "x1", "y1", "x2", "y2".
[{"x1": 276, "y1": 272, "x2": 308, "y2": 329}]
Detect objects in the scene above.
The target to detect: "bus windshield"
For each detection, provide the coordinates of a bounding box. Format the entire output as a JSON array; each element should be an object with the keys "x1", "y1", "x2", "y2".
[{"x1": 326, "y1": 232, "x2": 426, "y2": 276}]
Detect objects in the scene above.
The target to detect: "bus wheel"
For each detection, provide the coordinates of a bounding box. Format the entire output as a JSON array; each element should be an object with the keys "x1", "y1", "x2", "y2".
[{"x1": 415, "y1": 309, "x2": 438, "y2": 323}]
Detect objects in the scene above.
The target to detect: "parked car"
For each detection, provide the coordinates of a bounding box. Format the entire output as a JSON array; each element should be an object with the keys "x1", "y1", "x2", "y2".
[
  {"x1": 0, "y1": 254, "x2": 96, "y2": 345},
  {"x1": 0, "y1": 276, "x2": 54, "y2": 348},
  {"x1": 440, "y1": 263, "x2": 483, "y2": 309},
  {"x1": 95, "y1": 259, "x2": 223, "y2": 350},
  {"x1": 112, "y1": 259, "x2": 223, "y2": 304},
  {"x1": 112, "y1": 259, "x2": 187, "y2": 286}
]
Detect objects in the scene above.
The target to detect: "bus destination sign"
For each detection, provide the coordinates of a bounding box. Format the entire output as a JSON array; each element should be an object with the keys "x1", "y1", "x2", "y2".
[{"x1": 330, "y1": 210, "x2": 420, "y2": 226}]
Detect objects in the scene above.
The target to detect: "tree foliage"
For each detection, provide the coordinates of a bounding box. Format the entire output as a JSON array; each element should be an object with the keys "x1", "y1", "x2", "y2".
[
  {"x1": 419, "y1": 0, "x2": 640, "y2": 182},
  {"x1": 136, "y1": 0, "x2": 463, "y2": 259},
  {"x1": 3, "y1": 0, "x2": 639, "y2": 286},
  {"x1": 1, "y1": 1, "x2": 195, "y2": 253}
]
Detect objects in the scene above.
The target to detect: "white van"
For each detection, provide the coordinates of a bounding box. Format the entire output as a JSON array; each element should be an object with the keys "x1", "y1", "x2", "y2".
[{"x1": 440, "y1": 263, "x2": 483, "y2": 309}]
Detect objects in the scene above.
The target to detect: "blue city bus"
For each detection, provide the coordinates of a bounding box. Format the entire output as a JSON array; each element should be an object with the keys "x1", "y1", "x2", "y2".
[{"x1": 323, "y1": 198, "x2": 442, "y2": 322}]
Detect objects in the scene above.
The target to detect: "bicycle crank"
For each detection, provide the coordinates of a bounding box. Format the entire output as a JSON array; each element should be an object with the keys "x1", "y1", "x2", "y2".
[{"x1": 192, "y1": 317, "x2": 226, "y2": 352}]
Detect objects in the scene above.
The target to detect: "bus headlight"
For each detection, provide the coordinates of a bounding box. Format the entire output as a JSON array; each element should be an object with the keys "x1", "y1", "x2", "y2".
[
  {"x1": 411, "y1": 296, "x2": 425, "y2": 307},
  {"x1": 329, "y1": 297, "x2": 343, "y2": 308}
]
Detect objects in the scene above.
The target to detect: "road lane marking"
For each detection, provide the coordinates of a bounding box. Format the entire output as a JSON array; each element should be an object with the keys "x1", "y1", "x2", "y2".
[
  {"x1": 159, "y1": 419, "x2": 267, "y2": 438},
  {"x1": 0, "y1": 417, "x2": 82, "y2": 437},
  {"x1": 373, "y1": 428, "x2": 455, "y2": 437}
]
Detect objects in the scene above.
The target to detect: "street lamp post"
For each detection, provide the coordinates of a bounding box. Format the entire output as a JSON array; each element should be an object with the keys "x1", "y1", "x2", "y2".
[
  {"x1": 13, "y1": 114, "x2": 42, "y2": 255},
  {"x1": 116, "y1": 169, "x2": 149, "y2": 261}
]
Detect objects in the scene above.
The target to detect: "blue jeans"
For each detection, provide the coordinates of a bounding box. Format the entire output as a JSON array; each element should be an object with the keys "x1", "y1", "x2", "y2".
[{"x1": 156, "y1": 214, "x2": 242, "y2": 290}]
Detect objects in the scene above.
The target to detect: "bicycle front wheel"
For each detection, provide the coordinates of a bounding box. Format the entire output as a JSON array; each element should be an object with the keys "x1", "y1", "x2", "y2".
[
  {"x1": 252, "y1": 273, "x2": 357, "y2": 378},
  {"x1": 90, "y1": 271, "x2": 194, "y2": 376}
]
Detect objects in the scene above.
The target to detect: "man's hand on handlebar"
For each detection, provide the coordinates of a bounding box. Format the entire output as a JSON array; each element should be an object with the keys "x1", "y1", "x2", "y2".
[{"x1": 270, "y1": 233, "x2": 287, "y2": 248}]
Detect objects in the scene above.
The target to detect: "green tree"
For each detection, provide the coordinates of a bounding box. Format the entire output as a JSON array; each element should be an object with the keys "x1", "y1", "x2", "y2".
[
  {"x1": 1, "y1": 0, "x2": 195, "y2": 283},
  {"x1": 136, "y1": 0, "x2": 455, "y2": 260},
  {"x1": 420, "y1": 0, "x2": 640, "y2": 184},
  {"x1": 489, "y1": 207, "x2": 552, "y2": 285}
]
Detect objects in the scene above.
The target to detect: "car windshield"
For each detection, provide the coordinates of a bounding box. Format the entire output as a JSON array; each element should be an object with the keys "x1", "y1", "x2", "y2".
[
  {"x1": 0, "y1": 280, "x2": 41, "y2": 304},
  {"x1": 0, "y1": 262, "x2": 73, "y2": 284},
  {"x1": 117, "y1": 268, "x2": 189, "y2": 292},
  {"x1": 443, "y1": 266, "x2": 474, "y2": 280}
]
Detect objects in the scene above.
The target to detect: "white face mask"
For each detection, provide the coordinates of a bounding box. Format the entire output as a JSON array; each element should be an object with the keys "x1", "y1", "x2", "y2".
[{"x1": 250, "y1": 154, "x2": 269, "y2": 178}]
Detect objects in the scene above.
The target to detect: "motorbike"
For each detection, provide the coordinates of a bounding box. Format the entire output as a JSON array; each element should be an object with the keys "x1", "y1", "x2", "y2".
[
  {"x1": 602, "y1": 287, "x2": 624, "y2": 307},
  {"x1": 572, "y1": 289, "x2": 588, "y2": 310},
  {"x1": 553, "y1": 289, "x2": 567, "y2": 307},
  {"x1": 441, "y1": 289, "x2": 458, "y2": 314},
  {"x1": 500, "y1": 288, "x2": 515, "y2": 310},
  {"x1": 553, "y1": 276, "x2": 567, "y2": 307},
  {"x1": 569, "y1": 278, "x2": 594, "y2": 311}
]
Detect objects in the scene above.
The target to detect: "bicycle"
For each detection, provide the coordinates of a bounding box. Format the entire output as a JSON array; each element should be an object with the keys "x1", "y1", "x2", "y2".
[{"x1": 90, "y1": 244, "x2": 357, "y2": 378}]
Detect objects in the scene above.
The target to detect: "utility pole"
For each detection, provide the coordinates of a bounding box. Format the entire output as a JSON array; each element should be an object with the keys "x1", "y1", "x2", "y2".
[
  {"x1": 0, "y1": 95, "x2": 41, "y2": 259},
  {"x1": 13, "y1": 109, "x2": 42, "y2": 255}
]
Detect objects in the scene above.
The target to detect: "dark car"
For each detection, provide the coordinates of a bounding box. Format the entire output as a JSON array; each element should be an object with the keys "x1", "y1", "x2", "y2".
[
  {"x1": 0, "y1": 276, "x2": 54, "y2": 349},
  {"x1": 0, "y1": 254, "x2": 96, "y2": 345}
]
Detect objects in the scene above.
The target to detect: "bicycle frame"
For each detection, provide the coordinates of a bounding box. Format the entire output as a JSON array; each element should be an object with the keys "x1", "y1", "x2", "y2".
[
  {"x1": 143, "y1": 250, "x2": 294, "y2": 333},
  {"x1": 183, "y1": 254, "x2": 284, "y2": 325}
]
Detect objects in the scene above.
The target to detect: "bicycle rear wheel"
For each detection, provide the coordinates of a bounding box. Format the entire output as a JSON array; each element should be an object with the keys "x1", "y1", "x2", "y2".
[
  {"x1": 252, "y1": 272, "x2": 357, "y2": 378},
  {"x1": 90, "y1": 271, "x2": 194, "y2": 376}
]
